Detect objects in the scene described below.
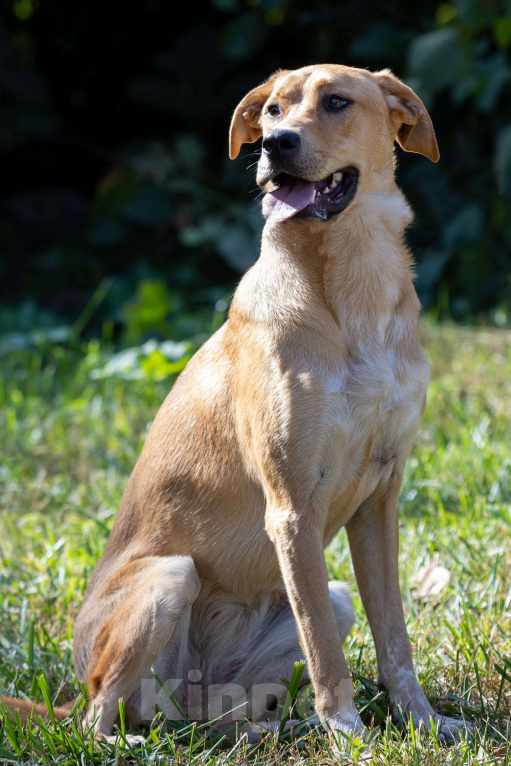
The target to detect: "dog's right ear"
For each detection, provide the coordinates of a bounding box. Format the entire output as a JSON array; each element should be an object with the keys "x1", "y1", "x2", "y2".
[{"x1": 229, "y1": 72, "x2": 287, "y2": 160}]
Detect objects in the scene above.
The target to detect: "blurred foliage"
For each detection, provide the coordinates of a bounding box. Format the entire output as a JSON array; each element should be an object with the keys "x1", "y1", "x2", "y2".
[{"x1": 0, "y1": 0, "x2": 510, "y2": 339}]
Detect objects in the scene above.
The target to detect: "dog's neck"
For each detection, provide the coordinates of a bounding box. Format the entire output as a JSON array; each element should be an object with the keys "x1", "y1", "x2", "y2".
[{"x1": 239, "y1": 183, "x2": 417, "y2": 342}]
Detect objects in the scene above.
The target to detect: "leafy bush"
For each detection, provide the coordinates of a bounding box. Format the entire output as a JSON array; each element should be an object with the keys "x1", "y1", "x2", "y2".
[{"x1": 0, "y1": 0, "x2": 510, "y2": 333}]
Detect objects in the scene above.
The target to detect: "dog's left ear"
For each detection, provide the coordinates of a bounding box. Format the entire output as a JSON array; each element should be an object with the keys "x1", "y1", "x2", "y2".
[
  {"x1": 229, "y1": 71, "x2": 288, "y2": 160},
  {"x1": 374, "y1": 71, "x2": 439, "y2": 162}
]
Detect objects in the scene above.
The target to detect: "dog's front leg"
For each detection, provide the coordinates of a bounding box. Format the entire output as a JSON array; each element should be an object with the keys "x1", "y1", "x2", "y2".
[
  {"x1": 346, "y1": 479, "x2": 467, "y2": 738},
  {"x1": 346, "y1": 479, "x2": 431, "y2": 716},
  {"x1": 265, "y1": 505, "x2": 364, "y2": 740}
]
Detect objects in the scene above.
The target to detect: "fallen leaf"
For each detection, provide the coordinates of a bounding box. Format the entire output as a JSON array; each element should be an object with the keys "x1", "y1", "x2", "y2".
[{"x1": 412, "y1": 564, "x2": 451, "y2": 601}]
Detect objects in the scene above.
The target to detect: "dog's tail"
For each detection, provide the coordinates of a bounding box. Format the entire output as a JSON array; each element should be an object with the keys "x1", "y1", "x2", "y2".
[{"x1": 0, "y1": 695, "x2": 78, "y2": 725}]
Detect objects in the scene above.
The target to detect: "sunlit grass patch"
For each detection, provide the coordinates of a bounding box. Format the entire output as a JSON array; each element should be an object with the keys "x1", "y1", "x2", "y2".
[{"x1": 1, "y1": 320, "x2": 510, "y2": 764}]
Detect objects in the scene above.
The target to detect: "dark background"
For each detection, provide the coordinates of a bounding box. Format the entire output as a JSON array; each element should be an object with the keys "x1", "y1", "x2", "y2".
[{"x1": 1, "y1": 0, "x2": 511, "y2": 343}]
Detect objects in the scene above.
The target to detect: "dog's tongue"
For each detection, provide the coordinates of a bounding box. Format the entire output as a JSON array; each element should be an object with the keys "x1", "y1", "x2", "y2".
[{"x1": 264, "y1": 176, "x2": 314, "y2": 224}]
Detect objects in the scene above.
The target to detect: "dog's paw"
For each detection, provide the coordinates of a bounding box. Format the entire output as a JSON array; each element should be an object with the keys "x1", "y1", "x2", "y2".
[
  {"x1": 101, "y1": 733, "x2": 146, "y2": 748},
  {"x1": 327, "y1": 709, "x2": 371, "y2": 760},
  {"x1": 329, "y1": 708, "x2": 366, "y2": 738},
  {"x1": 429, "y1": 714, "x2": 473, "y2": 741},
  {"x1": 393, "y1": 693, "x2": 473, "y2": 742}
]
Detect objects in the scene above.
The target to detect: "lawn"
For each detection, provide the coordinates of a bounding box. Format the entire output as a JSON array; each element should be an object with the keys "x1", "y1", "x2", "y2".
[{"x1": 1, "y1": 319, "x2": 510, "y2": 764}]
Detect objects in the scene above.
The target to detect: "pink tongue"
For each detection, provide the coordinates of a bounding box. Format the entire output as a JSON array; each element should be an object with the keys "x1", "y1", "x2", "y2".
[{"x1": 264, "y1": 177, "x2": 314, "y2": 224}]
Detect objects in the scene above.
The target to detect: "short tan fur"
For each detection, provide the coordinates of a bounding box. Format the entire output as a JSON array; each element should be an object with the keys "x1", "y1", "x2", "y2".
[{"x1": 4, "y1": 65, "x2": 468, "y2": 747}]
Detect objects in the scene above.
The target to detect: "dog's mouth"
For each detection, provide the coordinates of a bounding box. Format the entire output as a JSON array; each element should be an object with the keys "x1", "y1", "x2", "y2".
[{"x1": 264, "y1": 167, "x2": 359, "y2": 225}]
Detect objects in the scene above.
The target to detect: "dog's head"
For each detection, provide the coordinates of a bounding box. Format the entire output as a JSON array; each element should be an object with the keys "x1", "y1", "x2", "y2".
[{"x1": 230, "y1": 65, "x2": 438, "y2": 225}]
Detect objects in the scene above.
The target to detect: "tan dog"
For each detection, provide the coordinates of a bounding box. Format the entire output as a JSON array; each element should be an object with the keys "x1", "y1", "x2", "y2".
[{"x1": 3, "y1": 64, "x2": 467, "y2": 745}]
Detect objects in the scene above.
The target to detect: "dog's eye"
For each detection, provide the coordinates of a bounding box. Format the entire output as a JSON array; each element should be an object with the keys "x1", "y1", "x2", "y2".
[
  {"x1": 325, "y1": 95, "x2": 351, "y2": 111},
  {"x1": 266, "y1": 105, "x2": 281, "y2": 118}
]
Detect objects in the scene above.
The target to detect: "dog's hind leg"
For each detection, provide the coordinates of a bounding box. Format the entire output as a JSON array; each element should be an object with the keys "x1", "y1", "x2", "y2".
[
  {"x1": 80, "y1": 555, "x2": 200, "y2": 737},
  {"x1": 210, "y1": 581, "x2": 354, "y2": 735}
]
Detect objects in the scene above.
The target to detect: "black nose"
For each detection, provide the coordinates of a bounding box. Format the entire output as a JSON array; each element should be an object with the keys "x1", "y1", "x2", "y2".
[{"x1": 262, "y1": 130, "x2": 301, "y2": 160}]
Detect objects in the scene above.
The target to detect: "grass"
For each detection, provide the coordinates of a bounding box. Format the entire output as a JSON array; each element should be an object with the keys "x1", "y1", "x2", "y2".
[{"x1": 0, "y1": 319, "x2": 510, "y2": 764}]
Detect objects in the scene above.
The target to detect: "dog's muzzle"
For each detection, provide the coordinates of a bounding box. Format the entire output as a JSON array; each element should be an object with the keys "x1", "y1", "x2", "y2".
[{"x1": 262, "y1": 167, "x2": 360, "y2": 225}]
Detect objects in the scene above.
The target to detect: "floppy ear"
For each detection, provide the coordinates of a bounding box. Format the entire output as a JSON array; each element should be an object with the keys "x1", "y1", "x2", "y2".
[
  {"x1": 229, "y1": 71, "x2": 288, "y2": 160},
  {"x1": 374, "y1": 70, "x2": 439, "y2": 162}
]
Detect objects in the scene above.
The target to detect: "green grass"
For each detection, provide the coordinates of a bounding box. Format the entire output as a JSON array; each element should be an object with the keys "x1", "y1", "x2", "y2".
[{"x1": 1, "y1": 320, "x2": 510, "y2": 764}]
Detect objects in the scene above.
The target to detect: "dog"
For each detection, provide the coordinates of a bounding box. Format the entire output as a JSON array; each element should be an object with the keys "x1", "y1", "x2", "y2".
[{"x1": 3, "y1": 64, "x2": 468, "y2": 746}]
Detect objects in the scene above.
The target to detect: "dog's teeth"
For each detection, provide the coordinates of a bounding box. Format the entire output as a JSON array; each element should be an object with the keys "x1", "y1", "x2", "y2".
[{"x1": 333, "y1": 172, "x2": 343, "y2": 182}]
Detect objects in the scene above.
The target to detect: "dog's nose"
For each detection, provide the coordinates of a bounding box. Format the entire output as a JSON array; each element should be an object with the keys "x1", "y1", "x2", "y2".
[{"x1": 262, "y1": 130, "x2": 301, "y2": 160}]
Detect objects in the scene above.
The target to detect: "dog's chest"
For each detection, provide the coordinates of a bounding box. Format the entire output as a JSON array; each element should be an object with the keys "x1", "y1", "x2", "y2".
[
  {"x1": 323, "y1": 341, "x2": 425, "y2": 412},
  {"x1": 317, "y1": 340, "x2": 428, "y2": 507}
]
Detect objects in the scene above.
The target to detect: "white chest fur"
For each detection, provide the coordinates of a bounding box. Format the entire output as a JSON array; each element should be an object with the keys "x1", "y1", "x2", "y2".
[{"x1": 313, "y1": 334, "x2": 429, "y2": 523}]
